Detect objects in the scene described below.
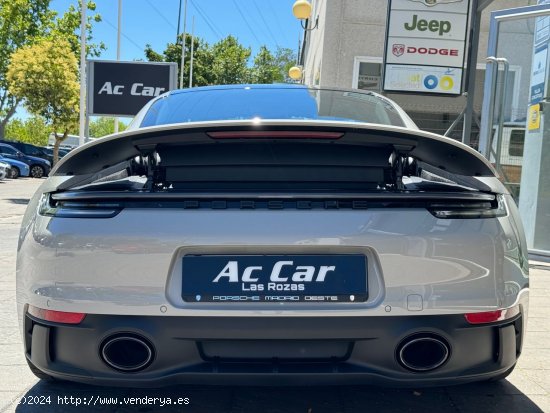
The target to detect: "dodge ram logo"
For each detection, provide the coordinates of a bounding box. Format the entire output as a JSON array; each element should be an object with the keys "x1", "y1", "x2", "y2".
[{"x1": 392, "y1": 44, "x2": 405, "y2": 57}]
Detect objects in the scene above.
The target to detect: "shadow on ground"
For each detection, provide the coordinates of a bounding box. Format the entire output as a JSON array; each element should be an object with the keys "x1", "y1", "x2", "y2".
[
  {"x1": 14, "y1": 380, "x2": 544, "y2": 413},
  {"x1": 7, "y1": 198, "x2": 30, "y2": 205}
]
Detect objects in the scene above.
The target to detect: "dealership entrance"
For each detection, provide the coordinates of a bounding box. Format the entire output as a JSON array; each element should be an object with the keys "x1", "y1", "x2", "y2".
[{"x1": 479, "y1": 2, "x2": 550, "y2": 255}]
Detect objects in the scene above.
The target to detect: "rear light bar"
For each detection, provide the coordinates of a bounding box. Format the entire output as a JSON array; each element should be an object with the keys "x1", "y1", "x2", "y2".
[
  {"x1": 464, "y1": 305, "x2": 520, "y2": 324},
  {"x1": 207, "y1": 131, "x2": 344, "y2": 139},
  {"x1": 27, "y1": 305, "x2": 86, "y2": 324},
  {"x1": 428, "y1": 194, "x2": 507, "y2": 219},
  {"x1": 39, "y1": 194, "x2": 121, "y2": 218}
]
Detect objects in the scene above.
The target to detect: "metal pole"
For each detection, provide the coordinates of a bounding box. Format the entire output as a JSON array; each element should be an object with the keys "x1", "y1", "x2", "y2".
[
  {"x1": 494, "y1": 57, "x2": 509, "y2": 172},
  {"x1": 177, "y1": 0, "x2": 182, "y2": 42},
  {"x1": 85, "y1": 112, "x2": 90, "y2": 143},
  {"x1": 462, "y1": 1, "x2": 481, "y2": 147},
  {"x1": 484, "y1": 57, "x2": 499, "y2": 159},
  {"x1": 297, "y1": 34, "x2": 301, "y2": 64},
  {"x1": 114, "y1": 0, "x2": 121, "y2": 134},
  {"x1": 78, "y1": 0, "x2": 87, "y2": 147},
  {"x1": 189, "y1": 16, "x2": 195, "y2": 88},
  {"x1": 444, "y1": 106, "x2": 466, "y2": 137},
  {"x1": 462, "y1": 0, "x2": 496, "y2": 147},
  {"x1": 179, "y1": 0, "x2": 188, "y2": 88}
]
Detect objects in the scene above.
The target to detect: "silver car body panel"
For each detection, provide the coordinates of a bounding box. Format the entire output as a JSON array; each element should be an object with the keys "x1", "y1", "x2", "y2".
[
  {"x1": 17, "y1": 190, "x2": 528, "y2": 319},
  {"x1": 17, "y1": 117, "x2": 528, "y2": 323}
]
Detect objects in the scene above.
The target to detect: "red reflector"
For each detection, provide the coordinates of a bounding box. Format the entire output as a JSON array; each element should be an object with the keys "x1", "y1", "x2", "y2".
[
  {"x1": 27, "y1": 305, "x2": 86, "y2": 324},
  {"x1": 464, "y1": 306, "x2": 520, "y2": 324},
  {"x1": 207, "y1": 131, "x2": 344, "y2": 139}
]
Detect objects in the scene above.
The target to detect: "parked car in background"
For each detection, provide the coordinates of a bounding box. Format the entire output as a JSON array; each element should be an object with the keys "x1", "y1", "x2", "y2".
[
  {"x1": 18, "y1": 85, "x2": 528, "y2": 387},
  {"x1": 0, "y1": 160, "x2": 10, "y2": 180},
  {"x1": 0, "y1": 143, "x2": 51, "y2": 178},
  {"x1": 0, "y1": 140, "x2": 53, "y2": 164},
  {"x1": 0, "y1": 154, "x2": 30, "y2": 178},
  {"x1": 48, "y1": 133, "x2": 96, "y2": 149},
  {"x1": 42, "y1": 146, "x2": 70, "y2": 160}
]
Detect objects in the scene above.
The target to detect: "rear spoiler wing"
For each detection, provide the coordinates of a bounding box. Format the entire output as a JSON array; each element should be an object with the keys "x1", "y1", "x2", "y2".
[{"x1": 52, "y1": 120, "x2": 496, "y2": 179}]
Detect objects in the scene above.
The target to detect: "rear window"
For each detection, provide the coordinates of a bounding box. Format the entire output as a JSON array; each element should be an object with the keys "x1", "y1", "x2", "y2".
[{"x1": 140, "y1": 87, "x2": 406, "y2": 128}]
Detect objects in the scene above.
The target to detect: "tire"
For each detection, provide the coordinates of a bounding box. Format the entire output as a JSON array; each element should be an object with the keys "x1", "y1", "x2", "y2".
[
  {"x1": 30, "y1": 165, "x2": 45, "y2": 178},
  {"x1": 26, "y1": 359, "x2": 55, "y2": 381},
  {"x1": 9, "y1": 166, "x2": 20, "y2": 179}
]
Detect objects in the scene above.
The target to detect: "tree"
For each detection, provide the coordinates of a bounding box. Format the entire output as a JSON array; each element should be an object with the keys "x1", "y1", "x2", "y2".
[
  {"x1": 274, "y1": 47, "x2": 298, "y2": 83},
  {"x1": 146, "y1": 33, "x2": 214, "y2": 88},
  {"x1": 0, "y1": 1, "x2": 104, "y2": 140},
  {"x1": 146, "y1": 35, "x2": 252, "y2": 86},
  {"x1": 7, "y1": 37, "x2": 79, "y2": 164},
  {"x1": 5, "y1": 116, "x2": 50, "y2": 146},
  {"x1": 210, "y1": 36, "x2": 251, "y2": 85},
  {"x1": 50, "y1": 1, "x2": 105, "y2": 59},
  {"x1": 89, "y1": 117, "x2": 127, "y2": 138},
  {"x1": 146, "y1": 37, "x2": 296, "y2": 88},
  {"x1": 252, "y1": 46, "x2": 282, "y2": 84},
  {"x1": 0, "y1": 0, "x2": 52, "y2": 139}
]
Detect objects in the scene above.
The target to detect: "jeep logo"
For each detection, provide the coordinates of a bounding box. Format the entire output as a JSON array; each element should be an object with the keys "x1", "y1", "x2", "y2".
[
  {"x1": 404, "y1": 14, "x2": 451, "y2": 36},
  {"x1": 212, "y1": 261, "x2": 335, "y2": 283}
]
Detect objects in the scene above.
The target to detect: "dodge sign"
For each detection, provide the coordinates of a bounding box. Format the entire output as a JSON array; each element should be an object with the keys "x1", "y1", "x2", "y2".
[
  {"x1": 383, "y1": 0, "x2": 471, "y2": 95},
  {"x1": 87, "y1": 60, "x2": 178, "y2": 117}
]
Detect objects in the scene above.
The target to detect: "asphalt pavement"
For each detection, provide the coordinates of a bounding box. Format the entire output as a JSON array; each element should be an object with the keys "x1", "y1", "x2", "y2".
[{"x1": 0, "y1": 178, "x2": 548, "y2": 413}]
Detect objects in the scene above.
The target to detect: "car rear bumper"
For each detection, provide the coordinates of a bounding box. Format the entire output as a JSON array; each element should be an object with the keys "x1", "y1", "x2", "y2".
[{"x1": 24, "y1": 311, "x2": 523, "y2": 387}]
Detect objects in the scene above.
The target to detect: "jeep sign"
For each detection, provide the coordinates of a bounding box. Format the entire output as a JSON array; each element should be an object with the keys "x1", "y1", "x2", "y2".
[
  {"x1": 383, "y1": 0, "x2": 470, "y2": 95},
  {"x1": 87, "y1": 60, "x2": 177, "y2": 117}
]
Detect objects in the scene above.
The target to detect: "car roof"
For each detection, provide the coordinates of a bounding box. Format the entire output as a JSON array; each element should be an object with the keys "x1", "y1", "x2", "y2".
[
  {"x1": 0, "y1": 143, "x2": 18, "y2": 149},
  {"x1": 134, "y1": 84, "x2": 417, "y2": 131}
]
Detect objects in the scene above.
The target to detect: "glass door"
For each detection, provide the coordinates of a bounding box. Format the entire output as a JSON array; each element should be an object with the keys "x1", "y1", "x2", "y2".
[{"x1": 479, "y1": 3, "x2": 550, "y2": 254}]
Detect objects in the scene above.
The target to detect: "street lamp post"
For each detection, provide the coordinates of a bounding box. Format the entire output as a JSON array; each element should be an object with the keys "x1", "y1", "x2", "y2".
[
  {"x1": 189, "y1": 16, "x2": 195, "y2": 88},
  {"x1": 179, "y1": 0, "x2": 188, "y2": 89},
  {"x1": 292, "y1": 0, "x2": 318, "y2": 31},
  {"x1": 114, "y1": 0, "x2": 122, "y2": 134},
  {"x1": 78, "y1": 0, "x2": 87, "y2": 147}
]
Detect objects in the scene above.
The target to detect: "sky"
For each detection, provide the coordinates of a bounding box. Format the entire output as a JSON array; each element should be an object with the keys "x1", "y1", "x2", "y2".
[
  {"x1": 12, "y1": 0, "x2": 303, "y2": 122},
  {"x1": 52, "y1": 0, "x2": 303, "y2": 62}
]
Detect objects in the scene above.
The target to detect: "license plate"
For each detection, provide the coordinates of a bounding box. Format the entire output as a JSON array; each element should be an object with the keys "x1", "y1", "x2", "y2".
[{"x1": 181, "y1": 254, "x2": 367, "y2": 303}]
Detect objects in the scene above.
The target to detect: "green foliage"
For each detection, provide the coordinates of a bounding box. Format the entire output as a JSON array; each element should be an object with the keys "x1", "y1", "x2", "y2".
[
  {"x1": 146, "y1": 33, "x2": 215, "y2": 87},
  {"x1": 145, "y1": 35, "x2": 296, "y2": 87},
  {"x1": 252, "y1": 46, "x2": 282, "y2": 84},
  {"x1": 7, "y1": 37, "x2": 80, "y2": 163},
  {"x1": 274, "y1": 47, "x2": 298, "y2": 83},
  {"x1": 5, "y1": 116, "x2": 50, "y2": 146},
  {"x1": 50, "y1": 1, "x2": 105, "y2": 59},
  {"x1": 0, "y1": 0, "x2": 104, "y2": 139},
  {"x1": 89, "y1": 117, "x2": 127, "y2": 138},
  {"x1": 0, "y1": 0, "x2": 53, "y2": 138},
  {"x1": 210, "y1": 36, "x2": 251, "y2": 84}
]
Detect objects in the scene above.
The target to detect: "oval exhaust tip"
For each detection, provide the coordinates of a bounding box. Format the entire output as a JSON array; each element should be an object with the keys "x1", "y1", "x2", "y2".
[
  {"x1": 101, "y1": 334, "x2": 154, "y2": 372},
  {"x1": 397, "y1": 333, "x2": 450, "y2": 372}
]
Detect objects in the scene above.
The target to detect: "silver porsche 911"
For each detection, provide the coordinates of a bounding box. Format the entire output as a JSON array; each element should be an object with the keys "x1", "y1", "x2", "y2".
[{"x1": 17, "y1": 84, "x2": 529, "y2": 387}]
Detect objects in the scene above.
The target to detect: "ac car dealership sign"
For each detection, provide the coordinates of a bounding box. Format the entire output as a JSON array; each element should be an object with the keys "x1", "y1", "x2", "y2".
[
  {"x1": 87, "y1": 60, "x2": 177, "y2": 117},
  {"x1": 383, "y1": 0, "x2": 471, "y2": 95}
]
